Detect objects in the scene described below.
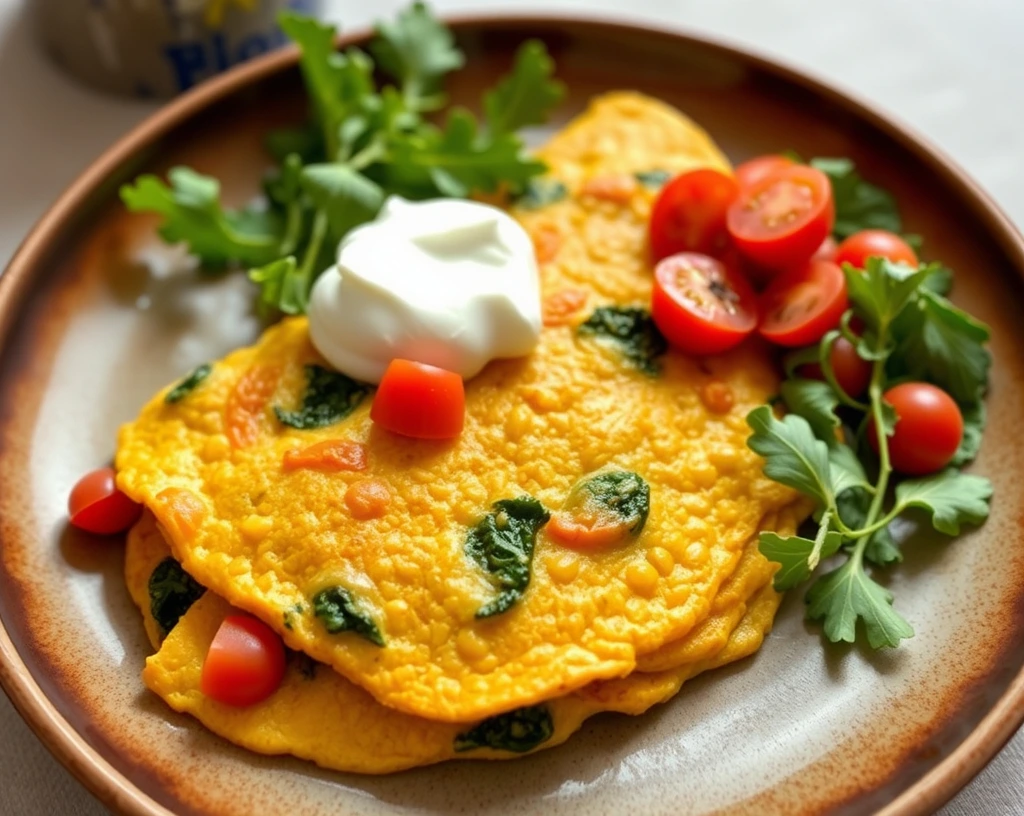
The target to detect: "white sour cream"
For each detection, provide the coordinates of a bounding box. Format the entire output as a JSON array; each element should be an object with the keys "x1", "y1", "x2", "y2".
[{"x1": 308, "y1": 196, "x2": 542, "y2": 384}]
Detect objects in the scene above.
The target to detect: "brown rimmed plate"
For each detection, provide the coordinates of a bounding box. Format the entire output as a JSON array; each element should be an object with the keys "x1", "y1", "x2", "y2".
[{"x1": 1, "y1": 14, "x2": 1023, "y2": 816}]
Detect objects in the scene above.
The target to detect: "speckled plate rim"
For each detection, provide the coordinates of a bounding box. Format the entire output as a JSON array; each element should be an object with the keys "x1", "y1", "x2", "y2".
[{"x1": 1, "y1": 12, "x2": 1023, "y2": 816}]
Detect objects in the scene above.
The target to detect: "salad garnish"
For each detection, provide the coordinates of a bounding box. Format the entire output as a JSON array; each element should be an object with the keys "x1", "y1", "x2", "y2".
[{"x1": 121, "y1": 4, "x2": 564, "y2": 316}]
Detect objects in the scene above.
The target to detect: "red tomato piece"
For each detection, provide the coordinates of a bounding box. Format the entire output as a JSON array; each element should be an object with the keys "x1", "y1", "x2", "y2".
[
  {"x1": 201, "y1": 614, "x2": 286, "y2": 707},
  {"x1": 869, "y1": 383, "x2": 964, "y2": 475},
  {"x1": 727, "y1": 165, "x2": 835, "y2": 269},
  {"x1": 371, "y1": 359, "x2": 465, "y2": 440},
  {"x1": 813, "y1": 236, "x2": 838, "y2": 262},
  {"x1": 651, "y1": 252, "x2": 759, "y2": 355},
  {"x1": 648, "y1": 169, "x2": 739, "y2": 261},
  {"x1": 734, "y1": 154, "x2": 795, "y2": 190},
  {"x1": 803, "y1": 336, "x2": 872, "y2": 398},
  {"x1": 758, "y1": 259, "x2": 848, "y2": 347},
  {"x1": 835, "y1": 229, "x2": 919, "y2": 269},
  {"x1": 68, "y1": 467, "x2": 143, "y2": 535},
  {"x1": 547, "y1": 513, "x2": 629, "y2": 550}
]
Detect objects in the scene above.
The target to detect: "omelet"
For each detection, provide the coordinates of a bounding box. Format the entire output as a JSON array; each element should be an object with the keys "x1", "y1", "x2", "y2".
[
  {"x1": 117, "y1": 91, "x2": 805, "y2": 723},
  {"x1": 126, "y1": 510, "x2": 788, "y2": 773}
]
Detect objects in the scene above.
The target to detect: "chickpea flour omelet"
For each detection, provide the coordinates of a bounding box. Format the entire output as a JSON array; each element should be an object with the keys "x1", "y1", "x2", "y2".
[{"x1": 69, "y1": 3, "x2": 991, "y2": 779}]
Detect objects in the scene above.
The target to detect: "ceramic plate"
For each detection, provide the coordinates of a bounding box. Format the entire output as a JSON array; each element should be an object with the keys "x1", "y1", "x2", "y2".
[{"x1": 1, "y1": 15, "x2": 1023, "y2": 816}]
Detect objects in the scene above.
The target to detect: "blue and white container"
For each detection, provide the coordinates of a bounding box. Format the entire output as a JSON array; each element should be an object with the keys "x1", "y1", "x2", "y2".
[{"x1": 31, "y1": 0, "x2": 323, "y2": 98}]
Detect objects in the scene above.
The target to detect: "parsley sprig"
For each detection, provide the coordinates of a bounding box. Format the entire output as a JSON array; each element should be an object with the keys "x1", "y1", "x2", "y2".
[
  {"x1": 121, "y1": 4, "x2": 564, "y2": 315},
  {"x1": 750, "y1": 258, "x2": 993, "y2": 649}
]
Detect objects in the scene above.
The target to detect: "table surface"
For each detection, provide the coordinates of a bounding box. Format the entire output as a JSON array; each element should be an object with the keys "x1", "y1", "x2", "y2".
[{"x1": 1, "y1": 0, "x2": 1022, "y2": 813}]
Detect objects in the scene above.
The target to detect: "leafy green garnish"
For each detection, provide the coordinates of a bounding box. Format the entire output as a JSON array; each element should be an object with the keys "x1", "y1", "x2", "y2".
[
  {"x1": 164, "y1": 363, "x2": 212, "y2": 404},
  {"x1": 312, "y1": 586, "x2": 385, "y2": 646},
  {"x1": 749, "y1": 257, "x2": 993, "y2": 648},
  {"x1": 465, "y1": 496, "x2": 550, "y2": 618},
  {"x1": 274, "y1": 365, "x2": 370, "y2": 430},
  {"x1": 453, "y1": 705, "x2": 554, "y2": 753},
  {"x1": 578, "y1": 306, "x2": 668, "y2": 375},
  {"x1": 894, "y1": 471, "x2": 993, "y2": 535},
  {"x1": 120, "y1": 6, "x2": 563, "y2": 315},
  {"x1": 149, "y1": 558, "x2": 205, "y2": 636},
  {"x1": 810, "y1": 157, "x2": 902, "y2": 239},
  {"x1": 484, "y1": 40, "x2": 566, "y2": 136},
  {"x1": 122, "y1": 169, "x2": 282, "y2": 267}
]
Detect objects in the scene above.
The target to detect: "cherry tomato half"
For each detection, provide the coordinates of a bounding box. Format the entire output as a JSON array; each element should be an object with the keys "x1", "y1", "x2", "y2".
[
  {"x1": 734, "y1": 154, "x2": 795, "y2": 190},
  {"x1": 869, "y1": 383, "x2": 964, "y2": 475},
  {"x1": 201, "y1": 614, "x2": 286, "y2": 707},
  {"x1": 813, "y1": 236, "x2": 838, "y2": 263},
  {"x1": 802, "y1": 336, "x2": 873, "y2": 398},
  {"x1": 727, "y1": 165, "x2": 835, "y2": 269},
  {"x1": 648, "y1": 169, "x2": 739, "y2": 261},
  {"x1": 758, "y1": 259, "x2": 848, "y2": 347},
  {"x1": 67, "y1": 467, "x2": 143, "y2": 535},
  {"x1": 370, "y1": 359, "x2": 465, "y2": 439},
  {"x1": 835, "y1": 230, "x2": 919, "y2": 269},
  {"x1": 651, "y1": 252, "x2": 759, "y2": 355}
]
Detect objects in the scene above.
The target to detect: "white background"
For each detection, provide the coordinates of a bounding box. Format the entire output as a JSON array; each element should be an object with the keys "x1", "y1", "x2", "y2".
[{"x1": 1, "y1": 0, "x2": 1022, "y2": 813}]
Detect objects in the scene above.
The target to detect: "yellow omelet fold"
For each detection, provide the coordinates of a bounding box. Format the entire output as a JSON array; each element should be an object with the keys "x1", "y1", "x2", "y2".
[
  {"x1": 127, "y1": 509, "x2": 790, "y2": 773},
  {"x1": 117, "y1": 91, "x2": 806, "y2": 724}
]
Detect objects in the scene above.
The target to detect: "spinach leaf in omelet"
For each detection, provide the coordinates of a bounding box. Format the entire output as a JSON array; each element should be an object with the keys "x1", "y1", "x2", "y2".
[
  {"x1": 568, "y1": 471, "x2": 650, "y2": 536},
  {"x1": 164, "y1": 363, "x2": 212, "y2": 404},
  {"x1": 454, "y1": 705, "x2": 554, "y2": 753},
  {"x1": 149, "y1": 558, "x2": 206, "y2": 636},
  {"x1": 313, "y1": 586, "x2": 385, "y2": 646},
  {"x1": 634, "y1": 169, "x2": 671, "y2": 188},
  {"x1": 275, "y1": 364, "x2": 370, "y2": 429},
  {"x1": 516, "y1": 178, "x2": 567, "y2": 210},
  {"x1": 578, "y1": 306, "x2": 667, "y2": 375},
  {"x1": 466, "y1": 496, "x2": 550, "y2": 618}
]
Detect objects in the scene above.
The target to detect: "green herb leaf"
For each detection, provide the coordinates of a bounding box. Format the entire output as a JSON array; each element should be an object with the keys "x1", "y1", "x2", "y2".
[
  {"x1": 517, "y1": 178, "x2": 568, "y2": 210},
  {"x1": 805, "y1": 559, "x2": 914, "y2": 648},
  {"x1": 483, "y1": 40, "x2": 564, "y2": 136},
  {"x1": 265, "y1": 124, "x2": 323, "y2": 164},
  {"x1": 275, "y1": 364, "x2": 370, "y2": 429},
  {"x1": 278, "y1": 14, "x2": 377, "y2": 159},
  {"x1": 634, "y1": 169, "x2": 672, "y2": 188},
  {"x1": 810, "y1": 157, "x2": 902, "y2": 239},
  {"x1": 454, "y1": 705, "x2": 554, "y2": 753},
  {"x1": 390, "y1": 109, "x2": 547, "y2": 197},
  {"x1": 894, "y1": 470, "x2": 993, "y2": 535},
  {"x1": 149, "y1": 558, "x2": 205, "y2": 636},
  {"x1": 577, "y1": 306, "x2": 668, "y2": 375},
  {"x1": 466, "y1": 496, "x2": 550, "y2": 618},
  {"x1": 760, "y1": 529, "x2": 842, "y2": 591},
  {"x1": 952, "y1": 400, "x2": 986, "y2": 467},
  {"x1": 300, "y1": 163, "x2": 385, "y2": 236},
  {"x1": 779, "y1": 378, "x2": 840, "y2": 444},
  {"x1": 921, "y1": 264, "x2": 954, "y2": 296},
  {"x1": 836, "y1": 489, "x2": 902, "y2": 566},
  {"x1": 370, "y1": 1, "x2": 464, "y2": 111},
  {"x1": 842, "y1": 258, "x2": 936, "y2": 337},
  {"x1": 746, "y1": 406, "x2": 835, "y2": 508},
  {"x1": 121, "y1": 169, "x2": 282, "y2": 266},
  {"x1": 828, "y1": 444, "x2": 872, "y2": 498},
  {"x1": 891, "y1": 288, "x2": 992, "y2": 405},
  {"x1": 249, "y1": 257, "x2": 305, "y2": 316},
  {"x1": 566, "y1": 471, "x2": 650, "y2": 535},
  {"x1": 312, "y1": 586, "x2": 385, "y2": 646},
  {"x1": 165, "y1": 363, "x2": 212, "y2": 404}
]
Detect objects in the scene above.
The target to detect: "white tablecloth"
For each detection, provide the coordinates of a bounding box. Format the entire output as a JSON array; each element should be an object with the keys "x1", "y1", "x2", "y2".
[{"x1": 1, "y1": 0, "x2": 1022, "y2": 812}]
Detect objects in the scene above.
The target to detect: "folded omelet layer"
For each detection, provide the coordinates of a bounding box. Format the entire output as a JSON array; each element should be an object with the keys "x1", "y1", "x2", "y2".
[
  {"x1": 126, "y1": 511, "x2": 787, "y2": 773},
  {"x1": 117, "y1": 92, "x2": 803, "y2": 723}
]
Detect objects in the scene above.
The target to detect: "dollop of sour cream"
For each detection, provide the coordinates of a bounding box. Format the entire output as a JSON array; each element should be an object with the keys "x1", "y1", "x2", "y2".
[{"x1": 308, "y1": 196, "x2": 542, "y2": 384}]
